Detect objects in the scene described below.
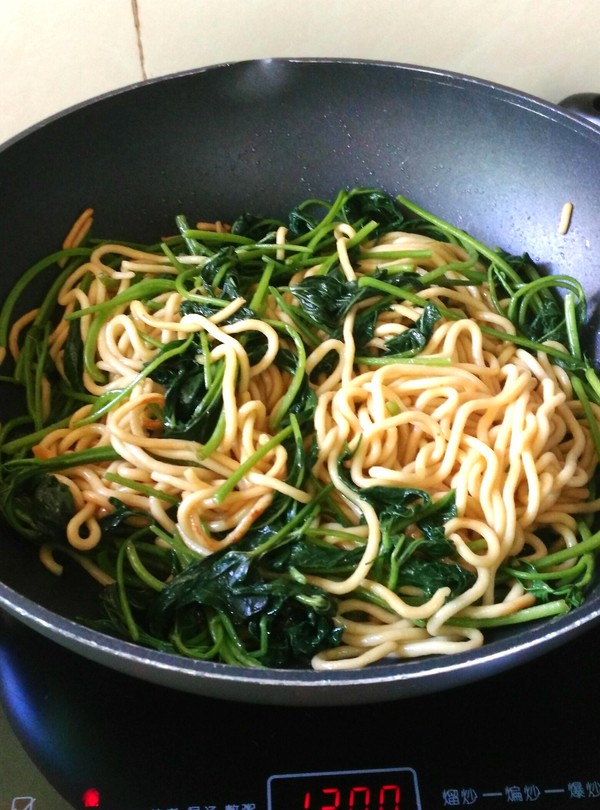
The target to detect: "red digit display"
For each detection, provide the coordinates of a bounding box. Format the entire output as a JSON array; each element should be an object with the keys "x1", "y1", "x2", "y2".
[
  {"x1": 349, "y1": 786, "x2": 370, "y2": 808},
  {"x1": 380, "y1": 784, "x2": 401, "y2": 809},
  {"x1": 322, "y1": 788, "x2": 341, "y2": 809},
  {"x1": 269, "y1": 767, "x2": 420, "y2": 810}
]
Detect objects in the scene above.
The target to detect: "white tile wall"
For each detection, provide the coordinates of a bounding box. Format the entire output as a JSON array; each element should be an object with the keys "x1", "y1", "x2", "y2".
[
  {"x1": 1, "y1": 0, "x2": 600, "y2": 145},
  {"x1": 1, "y1": 0, "x2": 142, "y2": 144}
]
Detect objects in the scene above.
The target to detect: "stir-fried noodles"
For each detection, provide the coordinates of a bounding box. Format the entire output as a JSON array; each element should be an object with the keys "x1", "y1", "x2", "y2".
[{"x1": 1, "y1": 188, "x2": 600, "y2": 669}]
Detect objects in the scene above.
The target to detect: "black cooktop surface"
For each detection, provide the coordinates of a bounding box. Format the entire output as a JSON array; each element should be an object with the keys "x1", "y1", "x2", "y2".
[{"x1": 1, "y1": 609, "x2": 599, "y2": 810}]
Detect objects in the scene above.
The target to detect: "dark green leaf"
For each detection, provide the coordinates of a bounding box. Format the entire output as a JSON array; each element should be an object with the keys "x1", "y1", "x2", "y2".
[
  {"x1": 149, "y1": 548, "x2": 341, "y2": 667},
  {"x1": 146, "y1": 338, "x2": 224, "y2": 442},
  {"x1": 0, "y1": 471, "x2": 74, "y2": 542},
  {"x1": 384, "y1": 301, "x2": 441, "y2": 356},
  {"x1": 230, "y1": 213, "x2": 281, "y2": 241},
  {"x1": 62, "y1": 318, "x2": 86, "y2": 393},
  {"x1": 290, "y1": 271, "x2": 363, "y2": 334},
  {"x1": 290, "y1": 268, "x2": 424, "y2": 338},
  {"x1": 265, "y1": 537, "x2": 364, "y2": 575},
  {"x1": 394, "y1": 557, "x2": 476, "y2": 599},
  {"x1": 341, "y1": 189, "x2": 407, "y2": 237},
  {"x1": 98, "y1": 497, "x2": 154, "y2": 534}
]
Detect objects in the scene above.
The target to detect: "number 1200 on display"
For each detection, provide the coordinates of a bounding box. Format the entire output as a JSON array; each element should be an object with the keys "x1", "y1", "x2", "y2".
[{"x1": 267, "y1": 767, "x2": 422, "y2": 810}]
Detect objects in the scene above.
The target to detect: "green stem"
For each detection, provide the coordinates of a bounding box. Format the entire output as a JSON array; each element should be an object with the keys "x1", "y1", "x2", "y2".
[
  {"x1": 268, "y1": 287, "x2": 320, "y2": 348},
  {"x1": 66, "y1": 278, "x2": 176, "y2": 320},
  {"x1": 357, "y1": 275, "x2": 456, "y2": 316},
  {"x1": 2, "y1": 445, "x2": 120, "y2": 477},
  {"x1": 345, "y1": 219, "x2": 380, "y2": 248},
  {"x1": 355, "y1": 354, "x2": 452, "y2": 367},
  {"x1": 249, "y1": 258, "x2": 276, "y2": 314},
  {"x1": 175, "y1": 215, "x2": 211, "y2": 257},
  {"x1": 266, "y1": 319, "x2": 307, "y2": 429},
  {"x1": 477, "y1": 323, "x2": 579, "y2": 366},
  {"x1": 82, "y1": 310, "x2": 108, "y2": 384},
  {"x1": 571, "y1": 376, "x2": 600, "y2": 462},
  {"x1": 396, "y1": 195, "x2": 523, "y2": 287},
  {"x1": 182, "y1": 229, "x2": 255, "y2": 246},
  {"x1": 249, "y1": 483, "x2": 333, "y2": 557},
  {"x1": 125, "y1": 540, "x2": 166, "y2": 592},
  {"x1": 418, "y1": 262, "x2": 484, "y2": 286},
  {"x1": 360, "y1": 249, "x2": 433, "y2": 261},
  {"x1": 0, "y1": 416, "x2": 73, "y2": 455},
  {"x1": 0, "y1": 248, "x2": 91, "y2": 347},
  {"x1": 197, "y1": 409, "x2": 227, "y2": 460},
  {"x1": 531, "y1": 528, "x2": 600, "y2": 570},
  {"x1": 564, "y1": 291, "x2": 582, "y2": 359},
  {"x1": 116, "y1": 539, "x2": 140, "y2": 641},
  {"x1": 292, "y1": 189, "x2": 349, "y2": 249},
  {"x1": 75, "y1": 335, "x2": 194, "y2": 426},
  {"x1": 585, "y1": 367, "x2": 600, "y2": 404},
  {"x1": 150, "y1": 525, "x2": 198, "y2": 567},
  {"x1": 103, "y1": 472, "x2": 179, "y2": 504},
  {"x1": 503, "y1": 555, "x2": 589, "y2": 582},
  {"x1": 446, "y1": 600, "x2": 569, "y2": 628},
  {"x1": 212, "y1": 423, "x2": 294, "y2": 504}
]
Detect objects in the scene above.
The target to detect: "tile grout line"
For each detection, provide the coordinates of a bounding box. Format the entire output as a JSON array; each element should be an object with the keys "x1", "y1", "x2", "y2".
[{"x1": 131, "y1": 0, "x2": 148, "y2": 81}]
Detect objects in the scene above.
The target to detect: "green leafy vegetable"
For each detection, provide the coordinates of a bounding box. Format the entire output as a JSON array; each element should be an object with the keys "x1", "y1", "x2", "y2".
[
  {"x1": 1, "y1": 187, "x2": 600, "y2": 671},
  {"x1": 383, "y1": 301, "x2": 441, "y2": 356},
  {"x1": 148, "y1": 549, "x2": 342, "y2": 667},
  {"x1": 0, "y1": 471, "x2": 75, "y2": 542}
]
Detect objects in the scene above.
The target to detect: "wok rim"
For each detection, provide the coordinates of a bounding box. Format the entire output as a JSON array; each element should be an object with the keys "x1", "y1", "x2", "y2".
[
  {"x1": 2, "y1": 573, "x2": 600, "y2": 704},
  {"x1": 2, "y1": 56, "x2": 600, "y2": 156}
]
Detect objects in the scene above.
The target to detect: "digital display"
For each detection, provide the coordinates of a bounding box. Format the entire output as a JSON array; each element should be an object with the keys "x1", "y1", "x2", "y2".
[{"x1": 267, "y1": 766, "x2": 421, "y2": 810}]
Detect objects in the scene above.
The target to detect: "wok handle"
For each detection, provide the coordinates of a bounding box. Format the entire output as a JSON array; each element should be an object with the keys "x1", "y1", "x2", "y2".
[{"x1": 559, "y1": 93, "x2": 600, "y2": 126}]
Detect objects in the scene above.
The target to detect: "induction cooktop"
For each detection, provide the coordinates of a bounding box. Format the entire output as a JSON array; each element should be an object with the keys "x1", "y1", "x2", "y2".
[{"x1": 1, "y1": 608, "x2": 600, "y2": 810}]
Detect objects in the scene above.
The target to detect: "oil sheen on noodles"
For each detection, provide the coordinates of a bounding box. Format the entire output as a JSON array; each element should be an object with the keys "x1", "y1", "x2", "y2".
[{"x1": 1, "y1": 188, "x2": 600, "y2": 671}]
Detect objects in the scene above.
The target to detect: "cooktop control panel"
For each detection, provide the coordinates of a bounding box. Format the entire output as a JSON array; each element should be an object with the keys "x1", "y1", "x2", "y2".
[{"x1": 268, "y1": 767, "x2": 420, "y2": 809}]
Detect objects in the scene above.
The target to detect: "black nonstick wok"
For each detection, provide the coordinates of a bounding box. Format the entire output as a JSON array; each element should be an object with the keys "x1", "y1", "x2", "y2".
[{"x1": 1, "y1": 58, "x2": 600, "y2": 706}]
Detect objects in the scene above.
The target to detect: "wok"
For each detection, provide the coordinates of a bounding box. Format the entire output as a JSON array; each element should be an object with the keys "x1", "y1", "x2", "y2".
[{"x1": 1, "y1": 58, "x2": 600, "y2": 706}]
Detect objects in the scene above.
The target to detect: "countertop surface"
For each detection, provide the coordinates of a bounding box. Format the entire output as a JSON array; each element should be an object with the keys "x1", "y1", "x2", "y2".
[{"x1": 0, "y1": 707, "x2": 72, "y2": 809}]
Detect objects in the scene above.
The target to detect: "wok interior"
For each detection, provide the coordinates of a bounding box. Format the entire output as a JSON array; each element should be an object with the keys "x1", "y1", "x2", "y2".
[{"x1": 1, "y1": 59, "x2": 600, "y2": 692}]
